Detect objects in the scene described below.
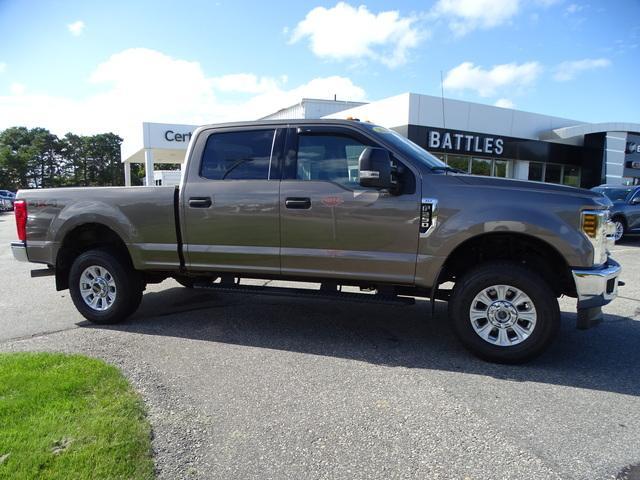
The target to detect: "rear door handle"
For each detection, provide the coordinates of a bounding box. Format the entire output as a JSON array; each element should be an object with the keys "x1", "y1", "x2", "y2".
[
  {"x1": 188, "y1": 197, "x2": 212, "y2": 208},
  {"x1": 285, "y1": 197, "x2": 311, "y2": 209}
]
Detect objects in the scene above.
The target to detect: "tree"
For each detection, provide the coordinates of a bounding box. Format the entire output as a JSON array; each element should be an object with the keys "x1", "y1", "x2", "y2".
[
  {"x1": 0, "y1": 127, "x2": 33, "y2": 190},
  {"x1": 0, "y1": 127, "x2": 125, "y2": 190}
]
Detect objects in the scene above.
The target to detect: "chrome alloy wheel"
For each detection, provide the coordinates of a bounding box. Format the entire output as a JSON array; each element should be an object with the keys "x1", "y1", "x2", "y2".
[
  {"x1": 469, "y1": 285, "x2": 537, "y2": 347},
  {"x1": 614, "y1": 221, "x2": 624, "y2": 242},
  {"x1": 79, "y1": 265, "x2": 117, "y2": 311}
]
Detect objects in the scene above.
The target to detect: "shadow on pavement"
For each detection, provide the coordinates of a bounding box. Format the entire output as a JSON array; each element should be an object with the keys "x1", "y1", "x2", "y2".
[
  {"x1": 82, "y1": 286, "x2": 640, "y2": 397},
  {"x1": 616, "y1": 236, "x2": 640, "y2": 246}
]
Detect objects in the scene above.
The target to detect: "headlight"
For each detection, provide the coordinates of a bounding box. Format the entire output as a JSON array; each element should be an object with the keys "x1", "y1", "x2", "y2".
[{"x1": 581, "y1": 209, "x2": 612, "y2": 266}]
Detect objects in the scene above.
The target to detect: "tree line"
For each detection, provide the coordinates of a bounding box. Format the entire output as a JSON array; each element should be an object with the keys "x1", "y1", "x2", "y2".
[{"x1": 0, "y1": 127, "x2": 146, "y2": 191}]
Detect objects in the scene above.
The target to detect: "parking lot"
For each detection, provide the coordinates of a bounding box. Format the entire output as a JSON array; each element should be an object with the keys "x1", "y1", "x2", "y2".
[{"x1": 1, "y1": 210, "x2": 640, "y2": 480}]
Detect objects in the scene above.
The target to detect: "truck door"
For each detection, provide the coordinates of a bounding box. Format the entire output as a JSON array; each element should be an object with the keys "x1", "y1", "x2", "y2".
[
  {"x1": 279, "y1": 125, "x2": 421, "y2": 284},
  {"x1": 181, "y1": 127, "x2": 284, "y2": 274}
]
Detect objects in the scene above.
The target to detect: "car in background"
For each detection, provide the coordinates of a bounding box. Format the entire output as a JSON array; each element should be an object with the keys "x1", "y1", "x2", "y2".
[
  {"x1": 0, "y1": 197, "x2": 12, "y2": 212},
  {"x1": 591, "y1": 184, "x2": 640, "y2": 241},
  {"x1": 0, "y1": 190, "x2": 16, "y2": 211}
]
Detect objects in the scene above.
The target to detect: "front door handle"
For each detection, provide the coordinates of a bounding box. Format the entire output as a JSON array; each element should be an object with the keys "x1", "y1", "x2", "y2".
[
  {"x1": 285, "y1": 197, "x2": 311, "y2": 209},
  {"x1": 188, "y1": 197, "x2": 212, "y2": 208}
]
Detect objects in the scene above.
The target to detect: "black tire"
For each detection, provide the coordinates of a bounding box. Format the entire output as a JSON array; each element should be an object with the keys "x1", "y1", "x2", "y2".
[
  {"x1": 449, "y1": 262, "x2": 560, "y2": 364},
  {"x1": 69, "y1": 249, "x2": 143, "y2": 324}
]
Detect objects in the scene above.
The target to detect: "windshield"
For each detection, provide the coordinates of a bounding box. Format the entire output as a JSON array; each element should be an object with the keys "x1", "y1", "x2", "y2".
[
  {"x1": 593, "y1": 187, "x2": 635, "y2": 202},
  {"x1": 363, "y1": 124, "x2": 447, "y2": 169}
]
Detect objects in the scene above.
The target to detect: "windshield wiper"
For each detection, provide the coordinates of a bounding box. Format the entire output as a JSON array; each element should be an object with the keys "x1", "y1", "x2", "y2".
[{"x1": 430, "y1": 165, "x2": 466, "y2": 174}]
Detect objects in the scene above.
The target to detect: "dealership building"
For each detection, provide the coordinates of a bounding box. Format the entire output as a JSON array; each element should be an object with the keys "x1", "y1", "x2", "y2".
[{"x1": 122, "y1": 93, "x2": 640, "y2": 187}]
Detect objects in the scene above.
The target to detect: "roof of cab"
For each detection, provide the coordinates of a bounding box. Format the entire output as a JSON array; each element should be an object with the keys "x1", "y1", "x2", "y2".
[{"x1": 196, "y1": 118, "x2": 368, "y2": 130}]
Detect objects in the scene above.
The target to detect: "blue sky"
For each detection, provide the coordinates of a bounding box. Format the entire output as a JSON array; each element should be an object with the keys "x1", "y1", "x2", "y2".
[{"x1": 0, "y1": 0, "x2": 638, "y2": 145}]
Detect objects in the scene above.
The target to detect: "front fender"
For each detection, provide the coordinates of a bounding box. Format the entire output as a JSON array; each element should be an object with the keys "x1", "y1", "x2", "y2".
[
  {"x1": 414, "y1": 204, "x2": 592, "y2": 289},
  {"x1": 432, "y1": 205, "x2": 591, "y2": 265}
]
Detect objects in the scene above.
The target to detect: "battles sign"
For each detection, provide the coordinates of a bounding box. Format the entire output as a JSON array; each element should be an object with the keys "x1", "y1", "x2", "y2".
[{"x1": 427, "y1": 130, "x2": 504, "y2": 156}]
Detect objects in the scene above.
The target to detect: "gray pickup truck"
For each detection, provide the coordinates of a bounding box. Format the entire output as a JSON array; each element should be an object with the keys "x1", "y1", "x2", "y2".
[{"x1": 11, "y1": 119, "x2": 621, "y2": 363}]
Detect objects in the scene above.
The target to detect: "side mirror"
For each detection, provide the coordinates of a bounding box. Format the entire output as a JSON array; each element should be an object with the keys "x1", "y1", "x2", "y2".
[
  {"x1": 358, "y1": 147, "x2": 392, "y2": 189},
  {"x1": 631, "y1": 196, "x2": 640, "y2": 205}
]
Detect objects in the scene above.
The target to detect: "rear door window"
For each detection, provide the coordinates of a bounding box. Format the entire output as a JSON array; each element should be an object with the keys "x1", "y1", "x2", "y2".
[{"x1": 200, "y1": 129, "x2": 275, "y2": 180}]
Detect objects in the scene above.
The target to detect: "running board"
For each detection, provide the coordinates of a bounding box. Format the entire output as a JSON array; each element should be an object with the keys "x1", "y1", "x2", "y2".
[{"x1": 193, "y1": 282, "x2": 415, "y2": 305}]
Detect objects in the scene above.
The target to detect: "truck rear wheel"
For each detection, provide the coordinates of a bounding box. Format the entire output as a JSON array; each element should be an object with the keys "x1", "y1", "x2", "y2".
[
  {"x1": 448, "y1": 262, "x2": 560, "y2": 364},
  {"x1": 69, "y1": 249, "x2": 143, "y2": 324}
]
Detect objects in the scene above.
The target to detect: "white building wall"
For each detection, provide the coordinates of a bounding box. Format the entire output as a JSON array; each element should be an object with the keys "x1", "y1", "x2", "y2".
[
  {"x1": 304, "y1": 100, "x2": 366, "y2": 119},
  {"x1": 605, "y1": 132, "x2": 627, "y2": 184},
  {"x1": 261, "y1": 99, "x2": 366, "y2": 120},
  {"x1": 262, "y1": 103, "x2": 305, "y2": 120},
  {"x1": 324, "y1": 93, "x2": 412, "y2": 129},
  {"x1": 327, "y1": 93, "x2": 583, "y2": 143}
]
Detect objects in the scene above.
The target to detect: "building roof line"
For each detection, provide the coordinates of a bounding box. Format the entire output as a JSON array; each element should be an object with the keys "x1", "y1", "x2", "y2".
[{"x1": 540, "y1": 122, "x2": 640, "y2": 140}]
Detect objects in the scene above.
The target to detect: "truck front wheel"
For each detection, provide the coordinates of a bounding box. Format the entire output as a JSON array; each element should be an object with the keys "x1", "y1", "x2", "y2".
[
  {"x1": 69, "y1": 249, "x2": 143, "y2": 324},
  {"x1": 449, "y1": 262, "x2": 560, "y2": 364}
]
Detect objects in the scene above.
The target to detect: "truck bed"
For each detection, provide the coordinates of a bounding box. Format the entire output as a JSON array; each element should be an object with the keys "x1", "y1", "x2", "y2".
[{"x1": 19, "y1": 186, "x2": 180, "y2": 270}]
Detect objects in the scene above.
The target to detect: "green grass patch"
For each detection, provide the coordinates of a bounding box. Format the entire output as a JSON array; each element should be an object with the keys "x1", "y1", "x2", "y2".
[{"x1": 0, "y1": 353, "x2": 154, "y2": 479}]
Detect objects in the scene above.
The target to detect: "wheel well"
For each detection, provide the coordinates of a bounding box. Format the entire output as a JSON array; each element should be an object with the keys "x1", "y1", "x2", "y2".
[
  {"x1": 55, "y1": 223, "x2": 132, "y2": 291},
  {"x1": 439, "y1": 233, "x2": 574, "y2": 297},
  {"x1": 611, "y1": 214, "x2": 627, "y2": 226}
]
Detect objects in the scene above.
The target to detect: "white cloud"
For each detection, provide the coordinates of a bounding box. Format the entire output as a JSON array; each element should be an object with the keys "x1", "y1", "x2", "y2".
[
  {"x1": 553, "y1": 58, "x2": 611, "y2": 81},
  {"x1": 443, "y1": 61, "x2": 542, "y2": 97},
  {"x1": 0, "y1": 62, "x2": 6, "y2": 73},
  {"x1": 210, "y1": 74, "x2": 281, "y2": 94},
  {"x1": 430, "y1": 0, "x2": 521, "y2": 36},
  {"x1": 9, "y1": 83, "x2": 26, "y2": 95},
  {"x1": 535, "y1": 0, "x2": 562, "y2": 6},
  {"x1": 289, "y1": 2, "x2": 422, "y2": 67},
  {"x1": 494, "y1": 98, "x2": 515, "y2": 108},
  {"x1": 67, "y1": 20, "x2": 85, "y2": 36},
  {"x1": 565, "y1": 3, "x2": 583, "y2": 15},
  {"x1": 0, "y1": 48, "x2": 366, "y2": 156}
]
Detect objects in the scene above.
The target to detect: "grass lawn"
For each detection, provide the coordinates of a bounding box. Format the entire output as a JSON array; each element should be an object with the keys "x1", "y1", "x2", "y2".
[{"x1": 0, "y1": 352, "x2": 154, "y2": 479}]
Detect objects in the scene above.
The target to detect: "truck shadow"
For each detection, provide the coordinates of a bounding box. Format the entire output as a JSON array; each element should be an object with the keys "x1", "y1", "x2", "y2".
[
  {"x1": 616, "y1": 236, "x2": 640, "y2": 246},
  {"x1": 83, "y1": 286, "x2": 640, "y2": 397}
]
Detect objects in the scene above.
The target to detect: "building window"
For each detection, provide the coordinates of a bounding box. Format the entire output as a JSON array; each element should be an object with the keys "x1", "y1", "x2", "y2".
[
  {"x1": 563, "y1": 165, "x2": 581, "y2": 187},
  {"x1": 494, "y1": 159, "x2": 510, "y2": 178},
  {"x1": 471, "y1": 157, "x2": 492, "y2": 176},
  {"x1": 446, "y1": 155, "x2": 470, "y2": 173},
  {"x1": 528, "y1": 162, "x2": 544, "y2": 181},
  {"x1": 545, "y1": 163, "x2": 562, "y2": 184},
  {"x1": 528, "y1": 161, "x2": 581, "y2": 186},
  {"x1": 442, "y1": 154, "x2": 513, "y2": 178}
]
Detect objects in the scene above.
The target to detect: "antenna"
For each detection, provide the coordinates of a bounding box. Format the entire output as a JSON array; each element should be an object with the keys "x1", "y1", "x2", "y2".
[{"x1": 440, "y1": 70, "x2": 446, "y2": 129}]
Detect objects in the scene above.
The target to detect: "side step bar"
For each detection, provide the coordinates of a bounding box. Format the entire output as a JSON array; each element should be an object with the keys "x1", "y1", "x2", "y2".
[{"x1": 193, "y1": 282, "x2": 415, "y2": 306}]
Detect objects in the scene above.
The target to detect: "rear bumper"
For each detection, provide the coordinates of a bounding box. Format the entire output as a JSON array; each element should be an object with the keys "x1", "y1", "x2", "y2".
[
  {"x1": 572, "y1": 258, "x2": 621, "y2": 310},
  {"x1": 11, "y1": 241, "x2": 28, "y2": 262}
]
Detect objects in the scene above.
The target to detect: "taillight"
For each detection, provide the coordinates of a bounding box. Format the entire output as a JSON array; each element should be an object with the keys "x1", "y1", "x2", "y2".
[{"x1": 14, "y1": 200, "x2": 27, "y2": 242}]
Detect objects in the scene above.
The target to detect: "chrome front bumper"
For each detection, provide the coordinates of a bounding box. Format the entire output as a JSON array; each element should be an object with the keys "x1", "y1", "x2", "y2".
[
  {"x1": 572, "y1": 258, "x2": 621, "y2": 310},
  {"x1": 11, "y1": 241, "x2": 28, "y2": 262}
]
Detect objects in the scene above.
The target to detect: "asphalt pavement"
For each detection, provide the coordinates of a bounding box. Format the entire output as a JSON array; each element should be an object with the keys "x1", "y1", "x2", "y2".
[{"x1": 1, "y1": 210, "x2": 640, "y2": 480}]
